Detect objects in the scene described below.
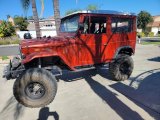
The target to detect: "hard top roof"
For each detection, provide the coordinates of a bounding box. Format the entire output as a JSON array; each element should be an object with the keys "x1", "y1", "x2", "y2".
[{"x1": 63, "y1": 10, "x2": 136, "y2": 19}]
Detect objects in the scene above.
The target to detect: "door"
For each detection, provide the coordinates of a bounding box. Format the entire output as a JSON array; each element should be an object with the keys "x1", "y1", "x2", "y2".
[{"x1": 76, "y1": 15, "x2": 108, "y2": 66}]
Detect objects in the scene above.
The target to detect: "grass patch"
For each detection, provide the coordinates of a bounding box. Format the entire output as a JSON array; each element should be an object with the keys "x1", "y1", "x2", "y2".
[
  {"x1": 0, "y1": 39, "x2": 20, "y2": 45},
  {"x1": 1, "y1": 56, "x2": 9, "y2": 60},
  {"x1": 141, "y1": 41, "x2": 160, "y2": 45}
]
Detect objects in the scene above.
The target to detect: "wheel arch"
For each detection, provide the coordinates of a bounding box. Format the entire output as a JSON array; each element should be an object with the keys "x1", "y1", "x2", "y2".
[
  {"x1": 23, "y1": 55, "x2": 75, "y2": 70},
  {"x1": 114, "y1": 46, "x2": 134, "y2": 58}
]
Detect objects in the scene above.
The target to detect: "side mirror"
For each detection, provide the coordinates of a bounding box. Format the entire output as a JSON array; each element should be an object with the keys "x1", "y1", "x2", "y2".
[{"x1": 79, "y1": 23, "x2": 84, "y2": 31}]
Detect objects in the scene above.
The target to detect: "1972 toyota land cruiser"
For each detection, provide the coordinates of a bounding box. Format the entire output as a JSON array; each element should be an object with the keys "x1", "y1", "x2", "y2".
[{"x1": 3, "y1": 10, "x2": 137, "y2": 108}]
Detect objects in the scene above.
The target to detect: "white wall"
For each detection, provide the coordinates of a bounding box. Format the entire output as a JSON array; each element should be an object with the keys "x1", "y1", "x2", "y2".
[
  {"x1": 151, "y1": 27, "x2": 159, "y2": 36},
  {"x1": 41, "y1": 30, "x2": 57, "y2": 37},
  {"x1": 16, "y1": 30, "x2": 57, "y2": 39},
  {"x1": 137, "y1": 29, "x2": 142, "y2": 32},
  {"x1": 16, "y1": 31, "x2": 36, "y2": 39}
]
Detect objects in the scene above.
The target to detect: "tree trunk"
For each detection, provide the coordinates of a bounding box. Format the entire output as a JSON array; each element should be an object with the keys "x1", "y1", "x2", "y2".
[
  {"x1": 53, "y1": 0, "x2": 61, "y2": 36},
  {"x1": 32, "y1": 0, "x2": 41, "y2": 38}
]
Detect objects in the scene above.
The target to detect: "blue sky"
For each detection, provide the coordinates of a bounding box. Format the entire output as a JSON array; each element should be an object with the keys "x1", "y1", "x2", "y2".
[{"x1": 0, "y1": 0, "x2": 160, "y2": 20}]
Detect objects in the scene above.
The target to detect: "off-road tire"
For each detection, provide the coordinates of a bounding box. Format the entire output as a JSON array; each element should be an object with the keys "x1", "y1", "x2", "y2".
[
  {"x1": 109, "y1": 54, "x2": 134, "y2": 81},
  {"x1": 13, "y1": 68, "x2": 57, "y2": 108}
]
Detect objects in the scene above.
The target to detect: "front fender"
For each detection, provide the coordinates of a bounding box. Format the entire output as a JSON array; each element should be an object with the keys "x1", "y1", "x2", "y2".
[{"x1": 22, "y1": 51, "x2": 75, "y2": 70}]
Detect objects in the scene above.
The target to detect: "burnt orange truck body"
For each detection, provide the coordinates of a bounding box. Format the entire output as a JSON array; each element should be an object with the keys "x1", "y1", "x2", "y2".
[
  {"x1": 4, "y1": 10, "x2": 137, "y2": 79},
  {"x1": 20, "y1": 11, "x2": 136, "y2": 71}
]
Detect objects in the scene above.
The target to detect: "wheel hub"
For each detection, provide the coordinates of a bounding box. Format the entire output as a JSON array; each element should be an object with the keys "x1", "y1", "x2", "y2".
[{"x1": 25, "y1": 82, "x2": 45, "y2": 99}]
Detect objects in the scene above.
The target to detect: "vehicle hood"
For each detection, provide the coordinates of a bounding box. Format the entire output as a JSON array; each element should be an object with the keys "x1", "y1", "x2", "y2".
[{"x1": 20, "y1": 36, "x2": 73, "y2": 48}]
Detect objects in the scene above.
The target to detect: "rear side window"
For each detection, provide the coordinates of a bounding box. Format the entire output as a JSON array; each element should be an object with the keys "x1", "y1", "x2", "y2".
[{"x1": 111, "y1": 18, "x2": 133, "y2": 33}]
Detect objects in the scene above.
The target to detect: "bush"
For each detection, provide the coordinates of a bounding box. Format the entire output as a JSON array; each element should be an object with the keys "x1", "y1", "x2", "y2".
[
  {"x1": 137, "y1": 32, "x2": 145, "y2": 37},
  {"x1": 144, "y1": 31, "x2": 149, "y2": 37},
  {"x1": 148, "y1": 32, "x2": 154, "y2": 37},
  {"x1": 0, "y1": 21, "x2": 15, "y2": 38},
  {"x1": 14, "y1": 16, "x2": 29, "y2": 31}
]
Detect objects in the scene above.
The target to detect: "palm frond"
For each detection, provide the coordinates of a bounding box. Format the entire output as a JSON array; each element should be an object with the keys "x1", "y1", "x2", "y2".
[
  {"x1": 20, "y1": 0, "x2": 31, "y2": 11},
  {"x1": 40, "y1": 0, "x2": 45, "y2": 18}
]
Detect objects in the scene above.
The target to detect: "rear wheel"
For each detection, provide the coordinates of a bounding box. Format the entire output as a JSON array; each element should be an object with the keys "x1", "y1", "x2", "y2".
[
  {"x1": 109, "y1": 54, "x2": 134, "y2": 81},
  {"x1": 13, "y1": 68, "x2": 57, "y2": 108}
]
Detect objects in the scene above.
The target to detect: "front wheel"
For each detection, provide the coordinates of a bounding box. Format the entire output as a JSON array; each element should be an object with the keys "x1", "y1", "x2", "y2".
[
  {"x1": 13, "y1": 68, "x2": 57, "y2": 108},
  {"x1": 109, "y1": 54, "x2": 134, "y2": 81}
]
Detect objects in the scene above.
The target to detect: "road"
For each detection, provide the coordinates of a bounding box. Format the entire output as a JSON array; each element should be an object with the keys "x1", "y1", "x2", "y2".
[
  {"x1": 0, "y1": 44, "x2": 160, "y2": 120},
  {"x1": 140, "y1": 37, "x2": 160, "y2": 42},
  {"x1": 0, "y1": 45, "x2": 19, "y2": 56}
]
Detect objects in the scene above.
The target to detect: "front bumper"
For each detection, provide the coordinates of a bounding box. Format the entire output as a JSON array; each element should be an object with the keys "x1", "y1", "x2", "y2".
[{"x1": 3, "y1": 57, "x2": 25, "y2": 80}]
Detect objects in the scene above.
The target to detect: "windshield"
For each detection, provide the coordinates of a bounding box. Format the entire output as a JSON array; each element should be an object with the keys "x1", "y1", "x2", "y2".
[{"x1": 60, "y1": 15, "x2": 79, "y2": 32}]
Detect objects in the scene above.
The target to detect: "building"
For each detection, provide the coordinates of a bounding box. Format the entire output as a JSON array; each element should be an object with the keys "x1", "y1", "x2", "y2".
[
  {"x1": 17, "y1": 17, "x2": 57, "y2": 39},
  {"x1": 27, "y1": 16, "x2": 57, "y2": 37},
  {"x1": 147, "y1": 15, "x2": 160, "y2": 36}
]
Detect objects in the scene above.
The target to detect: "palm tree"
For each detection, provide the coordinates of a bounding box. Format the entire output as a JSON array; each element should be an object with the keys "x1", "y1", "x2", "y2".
[
  {"x1": 21, "y1": 0, "x2": 41, "y2": 38},
  {"x1": 21, "y1": 0, "x2": 60, "y2": 36},
  {"x1": 53, "y1": 0, "x2": 61, "y2": 35}
]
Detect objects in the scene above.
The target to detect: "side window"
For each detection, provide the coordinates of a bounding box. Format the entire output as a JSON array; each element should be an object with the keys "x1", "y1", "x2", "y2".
[
  {"x1": 90, "y1": 16, "x2": 107, "y2": 34},
  {"x1": 111, "y1": 18, "x2": 133, "y2": 33}
]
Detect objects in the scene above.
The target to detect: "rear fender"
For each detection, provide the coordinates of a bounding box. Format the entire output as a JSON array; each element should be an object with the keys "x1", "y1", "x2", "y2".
[{"x1": 114, "y1": 46, "x2": 134, "y2": 58}]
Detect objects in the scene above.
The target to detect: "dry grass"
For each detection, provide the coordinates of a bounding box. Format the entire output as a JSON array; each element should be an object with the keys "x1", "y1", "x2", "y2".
[{"x1": 0, "y1": 39, "x2": 20, "y2": 45}]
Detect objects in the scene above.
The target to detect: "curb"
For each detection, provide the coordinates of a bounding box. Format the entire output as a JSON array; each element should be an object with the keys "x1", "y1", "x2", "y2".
[
  {"x1": 0, "y1": 61, "x2": 10, "y2": 64},
  {"x1": 0, "y1": 44, "x2": 19, "y2": 48}
]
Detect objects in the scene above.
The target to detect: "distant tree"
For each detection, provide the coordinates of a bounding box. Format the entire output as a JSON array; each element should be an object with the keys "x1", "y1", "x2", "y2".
[
  {"x1": 65, "y1": 9, "x2": 81, "y2": 15},
  {"x1": 137, "y1": 11, "x2": 153, "y2": 32},
  {"x1": 0, "y1": 21, "x2": 15, "y2": 38},
  {"x1": 86, "y1": 4, "x2": 98, "y2": 10},
  {"x1": 14, "y1": 16, "x2": 29, "y2": 31}
]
